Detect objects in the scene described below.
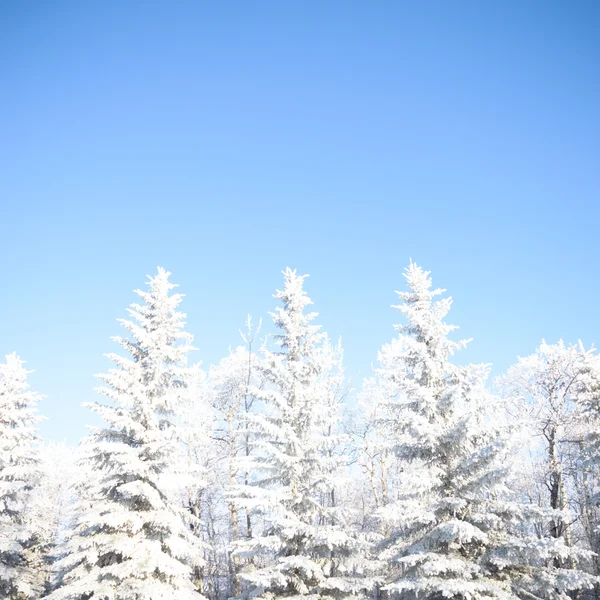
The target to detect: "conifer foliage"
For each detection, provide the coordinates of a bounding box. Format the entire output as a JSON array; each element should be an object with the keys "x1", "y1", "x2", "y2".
[
  {"x1": 232, "y1": 268, "x2": 363, "y2": 600},
  {"x1": 49, "y1": 268, "x2": 205, "y2": 600},
  {"x1": 4, "y1": 262, "x2": 600, "y2": 600},
  {"x1": 0, "y1": 352, "x2": 44, "y2": 600},
  {"x1": 375, "y1": 262, "x2": 597, "y2": 600}
]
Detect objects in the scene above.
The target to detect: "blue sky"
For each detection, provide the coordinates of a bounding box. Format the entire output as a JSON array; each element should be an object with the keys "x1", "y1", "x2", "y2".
[{"x1": 1, "y1": 1, "x2": 599, "y2": 443}]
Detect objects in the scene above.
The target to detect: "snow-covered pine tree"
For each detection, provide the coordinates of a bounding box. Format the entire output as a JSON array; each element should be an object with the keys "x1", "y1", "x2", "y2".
[
  {"x1": 49, "y1": 267, "x2": 205, "y2": 600},
  {"x1": 376, "y1": 261, "x2": 597, "y2": 600},
  {"x1": 232, "y1": 268, "x2": 367, "y2": 600},
  {"x1": 0, "y1": 352, "x2": 44, "y2": 600}
]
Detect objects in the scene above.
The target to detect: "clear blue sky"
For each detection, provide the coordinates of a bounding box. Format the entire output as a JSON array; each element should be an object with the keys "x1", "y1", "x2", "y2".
[{"x1": 1, "y1": 1, "x2": 598, "y2": 443}]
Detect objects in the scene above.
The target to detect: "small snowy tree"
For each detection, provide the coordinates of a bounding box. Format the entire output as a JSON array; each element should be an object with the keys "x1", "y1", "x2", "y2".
[
  {"x1": 232, "y1": 268, "x2": 368, "y2": 600},
  {"x1": 206, "y1": 317, "x2": 264, "y2": 598},
  {"x1": 49, "y1": 267, "x2": 205, "y2": 600},
  {"x1": 376, "y1": 262, "x2": 597, "y2": 600},
  {"x1": 178, "y1": 360, "x2": 230, "y2": 600},
  {"x1": 351, "y1": 377, "x2": 395, "y2": 523},
  {"x1": 29, "y1": 442, "x2": 80, "y2": 594},
  {"x1": 0, "y1": 352, "x2": 44, "y2": 600}
]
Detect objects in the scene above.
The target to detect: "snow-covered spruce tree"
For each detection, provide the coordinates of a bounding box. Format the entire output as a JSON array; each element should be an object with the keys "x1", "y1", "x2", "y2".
[
  {"x1": 376, "y1": 262, "x2": 597, "y2": 600},
  {"x1": 0, "y1": 352, "x2": 44, "y2": 599},
  {"x1": 232, "y1": 268, "x2": 368, "y2": 600},
  {"x1": 49, "y1": 268, "x2": 205, "y2": 600}
]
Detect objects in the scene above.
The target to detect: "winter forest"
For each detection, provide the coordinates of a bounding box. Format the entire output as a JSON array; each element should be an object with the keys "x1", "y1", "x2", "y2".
[{"x1": 3, "y1": 262, "x2": 600, "y2": 600}]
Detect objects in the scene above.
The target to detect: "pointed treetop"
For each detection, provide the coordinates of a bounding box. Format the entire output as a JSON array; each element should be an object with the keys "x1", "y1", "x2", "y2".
[
  {"x1": 270, "y1": 268, "x2": 322, "y2": 360},
  {"x1": 392, "y1": 261, "x2": 468, "y2": 360},
  {"x1": 397, "y1": 261, "x2": 448, "y2": 314},
  {"x1": 148, "y1": 266, "x2": 178, "y2": 291},
  {"x1": 133, "y1": 266, "x2": 182, "y2": 306},
  {"x1": 1, "y1": 352, "x2": 29, "y2": 384},
  {"x1": 274, "y1": 267, "x2": 313, "y2": 312},
  {"x1": 0, "y1": 352, "x2": 45, "y2": 416},
  {"x1": 2, "y1": 352, "x2": 30, "y2": 379}
]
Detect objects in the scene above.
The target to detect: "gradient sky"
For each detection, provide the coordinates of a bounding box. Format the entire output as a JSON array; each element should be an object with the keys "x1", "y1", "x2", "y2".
[{"x1": 1, "y1": 1, "x2": 599, "y2": 444}]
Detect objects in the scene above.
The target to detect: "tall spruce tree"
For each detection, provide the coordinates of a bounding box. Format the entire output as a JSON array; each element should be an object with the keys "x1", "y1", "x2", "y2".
[
  {"x1": 232, "y1": 268, "x2": 367, "y2": 600},
  {"x1": 375, "y1": 262, "x2": 596, "y2": 600},
  {"x1": 0, "y1": 352, "x2": 44, "y2": 600},
  {"x1": 49, "y1": 268, "x2": 205, "y2": 600}
]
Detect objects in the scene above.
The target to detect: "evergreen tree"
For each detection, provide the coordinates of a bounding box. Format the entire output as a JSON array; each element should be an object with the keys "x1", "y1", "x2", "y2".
[
  {"x1": 376, "y1": 262, "x2": 596, "y2": 600},
  {"x1": 0, "y1": 352, "x2": 44, "y2": 599},
  {"x1": 232, "y1": 268, "x2": 367, "y2": 600},
  {"x1": 49, "y1": 268, "x2": 205, "y2": 600}
]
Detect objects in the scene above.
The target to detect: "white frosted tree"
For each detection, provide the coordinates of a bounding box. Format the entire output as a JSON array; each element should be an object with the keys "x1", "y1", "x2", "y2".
[
  {"x1": 375, "y1": 262, "x2": 597, "y2": 600},
  {"x1": 232, "y1": 268, "x2": 368, "y2": 600},
  {"x1": 49, "y1": 267, "x2": 205, "y2": 600},
  {"x1": 28, "y1": 442, "x2": 80, "y2": 595},
  {"x1": 0, "y1": 352, "x2": 44, "y2": 600},
  {"x1": 351, "y1": 377, "x2": 395, "y2": 529},
  {"x1": 498, "y1": 340, "x2": 600, "y2": 572},
  {"x1": 206, "y1": 317, "x2": 264, "y2": 598}
]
